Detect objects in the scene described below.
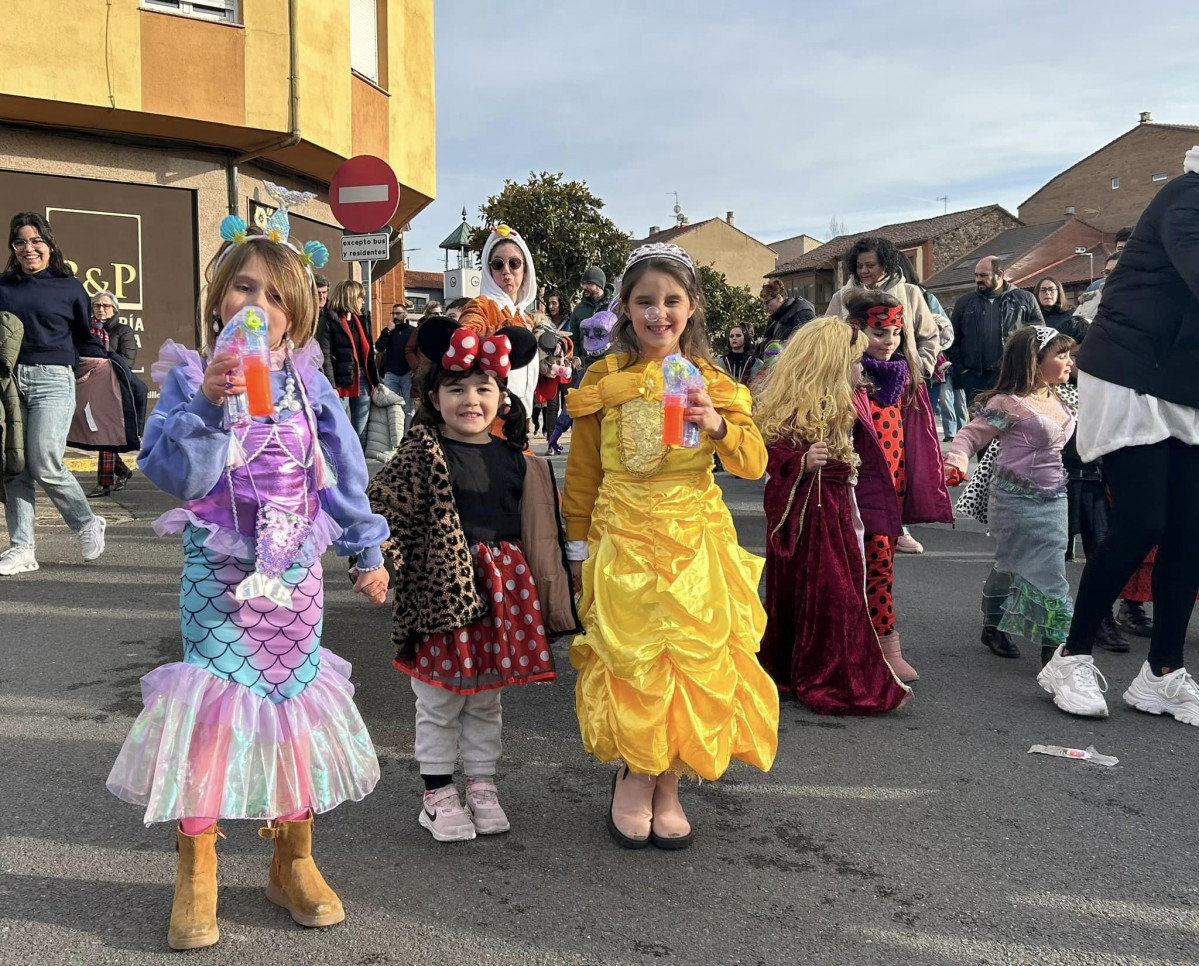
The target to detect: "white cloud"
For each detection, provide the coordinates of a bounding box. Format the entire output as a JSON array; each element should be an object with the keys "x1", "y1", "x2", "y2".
[{"x1": 402, "y1": 0, "x2": 1199, "y2": 273}]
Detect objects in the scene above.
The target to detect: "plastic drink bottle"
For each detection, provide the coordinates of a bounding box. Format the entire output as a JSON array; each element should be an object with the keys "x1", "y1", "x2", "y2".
[{"x1": 213, "y1": 305, "x2": 273, "y2": 425}]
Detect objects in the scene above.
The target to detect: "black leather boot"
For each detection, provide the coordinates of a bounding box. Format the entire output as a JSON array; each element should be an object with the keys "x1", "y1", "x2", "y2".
[{"x1": 981, "y1": 625, "x2": 1020, "y2": 658}]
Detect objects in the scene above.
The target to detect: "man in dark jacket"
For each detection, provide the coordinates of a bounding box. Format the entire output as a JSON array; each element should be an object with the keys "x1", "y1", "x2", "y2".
[
  {"x1": 947, "y1": 256, "x2": 1045, "y2": 403},
  {"x1": 758, "y1": 278, "x2": 814, "y2": 346},
  {"x1": 566, "y1": 266, "x2": 611, "y2": 350},
  {"x1": 1040, "y1": 162, "x2": 1199, "y2": 724},
  {"x1": 376, "y1": 301, "x2": 417, "y2": 433}
]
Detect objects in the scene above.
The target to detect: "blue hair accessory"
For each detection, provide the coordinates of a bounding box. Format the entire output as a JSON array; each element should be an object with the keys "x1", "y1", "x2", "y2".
[
  {"x1": 220, "y1": 215, "x2": 248, "y2": 244},
  {"x1": 302, "y1": 240, "x2": 330, "y2": 269}
]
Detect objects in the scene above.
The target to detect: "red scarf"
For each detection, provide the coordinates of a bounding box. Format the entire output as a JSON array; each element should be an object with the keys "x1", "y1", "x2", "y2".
[{"x1": 337, "y1": 313, "x2": 375, "y2": 398}]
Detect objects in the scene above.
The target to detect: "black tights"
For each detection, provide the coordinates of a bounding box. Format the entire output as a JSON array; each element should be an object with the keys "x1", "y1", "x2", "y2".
[{"x1": 1066, "y1": 439, "x2": 1199, "y2": 673}]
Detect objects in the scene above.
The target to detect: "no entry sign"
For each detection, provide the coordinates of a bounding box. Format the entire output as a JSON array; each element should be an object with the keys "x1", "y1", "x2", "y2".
[{"x1": 329, "y1": 155, "x2": 399, "y2": 234}]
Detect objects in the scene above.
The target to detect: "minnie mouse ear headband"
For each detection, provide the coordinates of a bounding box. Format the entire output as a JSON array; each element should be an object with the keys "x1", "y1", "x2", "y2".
[
  {"x1": 624, "y1": 242, "x2": 696, "y2": 278},
  {"x1": 216, "y1": 181, "x2": 330, "y2": 277},
  {"x1": 417, "y1": 317, "x2": 538, "y2": 379}
]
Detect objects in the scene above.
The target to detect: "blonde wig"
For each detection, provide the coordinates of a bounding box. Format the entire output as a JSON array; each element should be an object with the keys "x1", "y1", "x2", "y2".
[{"x1": 754, "y1": 316, "x2": 862, "y2": 464}]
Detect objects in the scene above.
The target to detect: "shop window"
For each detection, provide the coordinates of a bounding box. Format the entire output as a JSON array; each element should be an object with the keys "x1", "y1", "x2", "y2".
[
  {"x1": 351, "y1": 0, "x2": 380, "y2": 84},
  {"x1": 142, "y1": 0, "x2": 238, "y2": 22}
]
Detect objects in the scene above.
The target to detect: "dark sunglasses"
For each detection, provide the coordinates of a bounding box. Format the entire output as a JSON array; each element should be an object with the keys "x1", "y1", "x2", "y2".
[{"x1": 489, "y1": 257, "x2": 523, "y2": 273}]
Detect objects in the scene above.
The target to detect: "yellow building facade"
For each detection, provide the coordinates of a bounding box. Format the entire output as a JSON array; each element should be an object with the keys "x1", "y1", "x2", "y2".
[
  {"x1": 631, "y1": 216, "x2": 778, "y2": 293},
  {"x1": 0, "y1": 0, "x2": 435, "y2": 378}
]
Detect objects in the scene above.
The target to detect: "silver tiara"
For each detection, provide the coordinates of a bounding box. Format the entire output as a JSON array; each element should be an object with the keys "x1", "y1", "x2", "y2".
[
  {"x1": 1032, "y1": 325, "x2": 1059, "y2": 349},
  {"x1": 624, "y1": 242, "x2": 696, "y2": 277}
]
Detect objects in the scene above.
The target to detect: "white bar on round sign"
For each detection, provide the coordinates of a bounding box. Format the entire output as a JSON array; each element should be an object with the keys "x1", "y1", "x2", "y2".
[{"x1": 339, "y1": 185, "x2": 390, "y2": 204}]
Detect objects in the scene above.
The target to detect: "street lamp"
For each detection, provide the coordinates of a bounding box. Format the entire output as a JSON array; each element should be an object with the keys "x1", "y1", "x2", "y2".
[{"x1": 1075, "y1": 246, "x2": 1094, "y2": 281}]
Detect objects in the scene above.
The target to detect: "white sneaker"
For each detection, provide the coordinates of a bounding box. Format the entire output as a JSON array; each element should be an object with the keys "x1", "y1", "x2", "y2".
[
  {"x1": 896, "y1": 531, "x2": 924, "y2": 554},
  {"x1": 0, "y1": 545, "x2": 38, "y2": 576},
  {"x1": 1037, "y1": 645, "x2": 1109, "y2": 717},
  {"x1": 79, "y1": 516, "x2": 106, "y2": 562},
  {"x1": 466, "y1": 777, "x2": 511, "y2": 835},
  {"x1": 1123, "y1": 664, "x2": 1199, "y2": 726},
  {"x1": 418, "y1": 785, "x2": 476, "y2": 842}
]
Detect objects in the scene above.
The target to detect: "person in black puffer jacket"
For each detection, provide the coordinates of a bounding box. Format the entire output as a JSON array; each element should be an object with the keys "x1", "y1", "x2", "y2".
[
  {"x1": 1042, "y1": 156, "x2": 1199, "y2": 724},
  {"x1": 758, "y1": 278, "x2": 814, "y2": 347},
  {"x1": 315, "y1": 279, "x2": 378, "y2": 447}
]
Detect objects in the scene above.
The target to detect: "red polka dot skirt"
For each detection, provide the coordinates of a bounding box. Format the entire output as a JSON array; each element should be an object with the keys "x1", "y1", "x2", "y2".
[{"x1": 395, "y1": 540, "x2": 557, "y2": 695}]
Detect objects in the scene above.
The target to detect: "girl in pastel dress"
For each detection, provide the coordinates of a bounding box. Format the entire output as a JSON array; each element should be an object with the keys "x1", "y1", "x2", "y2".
[{"x1": 107, "y1": 201, "x2": 390, "y2": 950}]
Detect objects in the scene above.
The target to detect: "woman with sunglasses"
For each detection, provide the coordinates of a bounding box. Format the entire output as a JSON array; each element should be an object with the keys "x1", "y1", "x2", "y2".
[
  {"x1": 456, "y1": 226, "x2": 540, "y2": 434},
  {"x1": 0, "y1": 212, "x2": 108, "y2": 576}
]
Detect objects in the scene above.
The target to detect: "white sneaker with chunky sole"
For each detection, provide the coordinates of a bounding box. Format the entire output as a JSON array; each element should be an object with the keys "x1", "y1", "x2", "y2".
[
  {"x1": 0, "y1": 546, "x2": 38, "y2": 576},
  {"x1": 1123, "y1": 664, "x2": 1199, "y2": 726},
  {"x1": 79, "y1": 516, "x2": 107, "y2": 562},
  {"x1": 1037, "y1": 645, "x2": 1109, "y2": 718}
]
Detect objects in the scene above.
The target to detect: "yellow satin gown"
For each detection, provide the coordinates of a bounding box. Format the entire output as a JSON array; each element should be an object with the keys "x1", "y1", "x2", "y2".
[{"x1": 563, "y1": 355, "x2": 779, "y2": 780}]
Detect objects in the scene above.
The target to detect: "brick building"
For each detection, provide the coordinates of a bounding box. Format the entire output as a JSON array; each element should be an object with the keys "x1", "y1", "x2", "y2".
[
  {"x1": 630, "y1": 214, "x2": 777, "y2": 292},
  {"x1": 766, "y1": 205, "x2": 1019, "y2": 312},
  {"x1": 924, "y1": 215, "x2": 1113, "y2": 309},
  {"x1": 1019, "y1": 114, "x2": 1199, "y2": 233}
]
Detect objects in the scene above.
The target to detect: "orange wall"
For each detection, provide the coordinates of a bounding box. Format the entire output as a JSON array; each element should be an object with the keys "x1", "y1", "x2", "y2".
[
  {"x1": 139, "y1": 12, "x2": 246, "y2": 128},
  {"x1": 351, "y1": 78, "x2": 390, "y2": 160}
]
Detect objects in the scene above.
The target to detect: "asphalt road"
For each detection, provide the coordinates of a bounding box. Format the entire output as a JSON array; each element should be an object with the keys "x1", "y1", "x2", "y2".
[{"x1": 1, "y1": 460, "x2": 1197, "y2": 966}]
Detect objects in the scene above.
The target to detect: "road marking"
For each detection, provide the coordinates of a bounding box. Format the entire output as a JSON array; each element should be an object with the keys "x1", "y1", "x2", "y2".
[
  {"x1": 720, "y1": 783, "x2": 933, "y2": 801},
  {"x1": 1011, "y1": 894, "x2": 1199, "y2": 933},
  {"x1": 338, "y1": 184, "x2": 389, "y2": 204},
  {"x1": 860, "y1": 927, "x2": 1195, "y2": 966}
]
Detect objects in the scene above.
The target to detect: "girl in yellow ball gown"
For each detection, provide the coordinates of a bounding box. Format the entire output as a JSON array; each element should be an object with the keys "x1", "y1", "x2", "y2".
[{"x1": 562, "y1": 243, "x2": 779, "y2": 851}]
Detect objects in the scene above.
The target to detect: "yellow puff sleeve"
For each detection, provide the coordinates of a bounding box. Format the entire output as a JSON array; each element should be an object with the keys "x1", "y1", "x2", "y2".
[
  {"x1": 561, "y1": 357, "x2": 616, "y2": 542},
  {"x1": 704, "y1": 367, "x2": 767, "y2": 481}
]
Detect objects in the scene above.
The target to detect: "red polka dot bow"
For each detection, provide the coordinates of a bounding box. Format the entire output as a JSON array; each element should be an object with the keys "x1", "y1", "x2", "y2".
[{"x1": 441, "y1": 328, "x2": 513, "y2": 377}]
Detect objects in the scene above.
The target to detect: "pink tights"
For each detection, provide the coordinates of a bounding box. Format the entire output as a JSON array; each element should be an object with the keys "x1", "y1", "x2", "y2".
[{"x1": 180, "y1": 809, "x2": 307, "y2": 836}]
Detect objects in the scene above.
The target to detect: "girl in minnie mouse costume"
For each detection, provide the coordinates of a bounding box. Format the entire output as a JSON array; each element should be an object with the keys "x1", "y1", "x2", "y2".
[{"x1": 366, "y1": 318, "x2": 580, "y2": 842}]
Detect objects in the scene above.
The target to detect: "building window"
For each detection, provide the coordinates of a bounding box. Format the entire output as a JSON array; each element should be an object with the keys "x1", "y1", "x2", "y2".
[
  {"x1": 142, "y1": 0, "x2": 238, "y2": 22},
  {"x1": 350, "y1": 0, "x2": 379, "y2": 84},
  {"x1": 1111, "y1": 177, "x2": 1120, "y2": 189},
  {"x1": 1153, "y1": 173, "x2": 1169, "y2": 182}
]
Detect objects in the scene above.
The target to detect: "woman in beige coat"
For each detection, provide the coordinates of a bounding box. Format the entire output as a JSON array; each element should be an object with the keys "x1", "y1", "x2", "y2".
[{"x1": 826, "y1": 236, "x2": 939, "y2": 378}]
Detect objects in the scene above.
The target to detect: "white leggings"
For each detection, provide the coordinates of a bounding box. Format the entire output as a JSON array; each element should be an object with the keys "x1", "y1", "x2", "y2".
[{"x1": 411, "y1": 678, "x2": 503, "y2": 776}]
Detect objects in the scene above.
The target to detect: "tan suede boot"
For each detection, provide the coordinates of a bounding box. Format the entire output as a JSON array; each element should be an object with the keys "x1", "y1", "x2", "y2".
[
  {"x1": 167, "y1": 824, "x2": 223, "y2": 950},
  {"x1": 260, "y1": 812, "x2": 345, "y2": 927},
  {"x1": 607, "y1": 766, "x2": 655, "y2": 849},
  {"x1": 879, "y1": 631, "x2": 918, "y2": 682},
  {"x1": 650, "y1": 773, "x2": 693, "y2": 850}
]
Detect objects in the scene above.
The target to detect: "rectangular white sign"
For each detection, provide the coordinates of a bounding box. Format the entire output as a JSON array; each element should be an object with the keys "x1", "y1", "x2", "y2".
[
  {"x1": 341, "y1": 232, "x2": 390, "y2": 262},
  {"x1": 338, "y1": 185, "x2": 390, "y2": 204}
]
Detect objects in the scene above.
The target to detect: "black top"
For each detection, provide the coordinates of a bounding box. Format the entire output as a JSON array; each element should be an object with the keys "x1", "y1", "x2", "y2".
[
  {"x1": 947, "y1": 282, "x2": 1044, "y2": 374},
  {"x1": 1039, "y1": 305, "x2": 1088, "y2": 343},
  {"x1": 376, "y1": 322, "x2": 415, "y2": 376},
  {"x1": 0, "y1": 269, "x2": 105, "y2": 367},
  {"x1": 761, "y1": 297, "x2": 815, "y2": 346},
  {"x1": 1078, "y1": 172, "x2": 1199, "y2": 409},
  {"x1": 440, "y1": 434, "x2": 526, "y2": 544}
]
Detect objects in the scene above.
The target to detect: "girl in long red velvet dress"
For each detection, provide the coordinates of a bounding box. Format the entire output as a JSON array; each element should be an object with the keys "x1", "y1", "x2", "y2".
[
  {"x1": 756, "y1": 317, "x2": 910, "y2": 714},
  {"x1": 849, "y1": 293, "x2": 954, "y2": 682}
]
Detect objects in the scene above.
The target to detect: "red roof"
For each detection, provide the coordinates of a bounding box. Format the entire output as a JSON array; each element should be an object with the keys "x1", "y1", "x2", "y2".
[
  {"x1": 768, "y1": 205, "x2": 1014, "y2": 276},
  {"x1": 405, "y1": 270, "x2": 443, "y2": 289}
]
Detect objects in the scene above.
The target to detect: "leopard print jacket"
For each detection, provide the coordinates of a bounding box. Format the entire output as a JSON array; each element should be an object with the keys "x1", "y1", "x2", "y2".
[{"x1": 366, "y1": 425, "x2": 489, "y2": 659}]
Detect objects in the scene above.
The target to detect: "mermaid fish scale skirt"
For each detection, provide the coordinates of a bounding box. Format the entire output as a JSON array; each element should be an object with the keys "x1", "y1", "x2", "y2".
[{"x1": 107, "y1": 527, "x2": 379, "y2": 824}]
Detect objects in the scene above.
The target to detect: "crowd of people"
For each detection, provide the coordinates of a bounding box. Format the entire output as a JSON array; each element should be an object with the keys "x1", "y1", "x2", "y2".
[{"x1": 0, "y1": 145, "x2": 1196, "y2": 952}]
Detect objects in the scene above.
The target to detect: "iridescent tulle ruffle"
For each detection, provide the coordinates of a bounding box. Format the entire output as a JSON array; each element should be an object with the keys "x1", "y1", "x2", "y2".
[
  {"x1": 106, "y1": 651, "x2": 380, "y2": 825},
  {"x1": 152, "y1": 506, "x2": 343, "y2": 567}
]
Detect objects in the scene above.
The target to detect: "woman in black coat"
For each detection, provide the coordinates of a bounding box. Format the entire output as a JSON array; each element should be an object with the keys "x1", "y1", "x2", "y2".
[
  {"x1": 86, "y1": 290, "x2": 146, "y2": 497},
  {"x1": 315, "y1": 279, "x2": 378, "y2": 446}
]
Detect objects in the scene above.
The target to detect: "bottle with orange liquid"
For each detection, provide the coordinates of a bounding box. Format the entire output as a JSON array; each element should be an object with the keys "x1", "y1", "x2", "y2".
[
  {"x1": 661, "y1": 353, "x2": 703, "y2": 448},
  {"x1": 213, "y1": 305, "x2": 274, "y2": 426}
]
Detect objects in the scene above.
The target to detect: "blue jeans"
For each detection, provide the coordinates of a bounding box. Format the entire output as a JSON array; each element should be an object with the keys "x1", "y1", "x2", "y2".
[
  {"x1": 939, "y1": 369, "x2": 969, "y2": 437},
  {"x1": 4, "y1": 364, "x2": 96, "y2": 548},
  {"x1": 347, "y1": 369, "x2": 371, "y2": 447},
  {"x1": 382, "y1": 371, "x2": 415, "y2": 434}
]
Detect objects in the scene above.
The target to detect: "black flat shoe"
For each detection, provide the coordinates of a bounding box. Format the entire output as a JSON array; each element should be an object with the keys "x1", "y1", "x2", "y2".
[
  {"x1": 1116, "y1": 600, "x2": 1152, "y2": 638},
  {"x1": 87, "y1": 486, "x2": 112, "y2": 499},
  {"x1": 1096, "y1": 614, "x2": 1130, "y2": 653},
  {"x1": 113, "y1": 472, "x2": 132, "y2": 491},
  {"x1": 981, "y1": 626, "x2": 1020, "y2": 658},
  {"x1": 606, "y1": 767, "x2": 651, "y2": 850}
]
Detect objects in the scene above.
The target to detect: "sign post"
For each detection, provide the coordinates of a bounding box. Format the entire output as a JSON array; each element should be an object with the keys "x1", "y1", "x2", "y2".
[{"x1": 329, "y1": 155, "x2": 400, "y2": 328}]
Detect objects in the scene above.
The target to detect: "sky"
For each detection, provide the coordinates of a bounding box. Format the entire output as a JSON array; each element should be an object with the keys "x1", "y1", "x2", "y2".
[{"x1": 402, "y1": 0, "x2": 1199, "y2": 274}]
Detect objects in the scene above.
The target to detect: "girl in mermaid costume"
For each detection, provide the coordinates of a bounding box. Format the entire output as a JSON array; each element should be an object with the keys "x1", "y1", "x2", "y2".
[{"x1": 106, "y1": 196, "x2": 390, "y2": 950}]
